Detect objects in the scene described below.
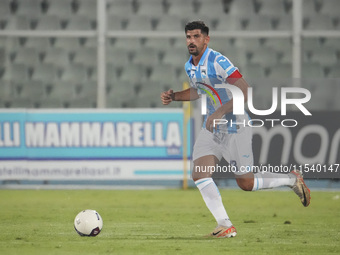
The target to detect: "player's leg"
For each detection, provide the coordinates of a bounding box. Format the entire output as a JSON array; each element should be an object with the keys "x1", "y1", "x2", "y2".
[
  {"x1": 235, "y1": 171, "x2": 296, "y2": 191},
  {"x1": 229, "y1": 126, "x2": 310, "y2": 206},
  {"x1": 193, "y1": 155, "x2": 236, "y2": 238},
  {"x1": 194, "y1": 155, "x2": 229, "y2": 228},
  {"x1": 192, "y1": 129, "x2": 236, "y2": 238},
  {"x1": 235, "y1": 170, "x2": 311, "y2": 207},
  {"x1": 226, "y1": 125, "x2": 295, "y2": 190},
  {"x1": 192, "y1": 154, "x2": 217, "y2": 181}
]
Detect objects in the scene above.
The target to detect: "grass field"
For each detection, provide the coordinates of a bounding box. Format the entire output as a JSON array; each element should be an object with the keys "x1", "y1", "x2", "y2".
[{"x1": 0, "y1": 188, "x2": 339, "y2": 255}]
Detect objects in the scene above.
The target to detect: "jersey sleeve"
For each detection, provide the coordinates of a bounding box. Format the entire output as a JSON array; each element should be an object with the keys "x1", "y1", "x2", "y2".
[
  {"x1": 214, "y1": 55, "x2": 239, "y2": 80},
  {"x1": 184, "y1": 62, "x2": 195, "y2": 88}
]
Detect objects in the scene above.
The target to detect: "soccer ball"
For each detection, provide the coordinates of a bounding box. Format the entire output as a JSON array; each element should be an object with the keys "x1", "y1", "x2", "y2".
[{"x1": 74, "y1": 209, "x2": 103, "y2": 237}]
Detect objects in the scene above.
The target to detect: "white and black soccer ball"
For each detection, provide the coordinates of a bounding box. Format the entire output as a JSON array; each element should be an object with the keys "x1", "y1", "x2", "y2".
[{"x1": 74, "y1": 209, "x2": 103, "y2": 237}]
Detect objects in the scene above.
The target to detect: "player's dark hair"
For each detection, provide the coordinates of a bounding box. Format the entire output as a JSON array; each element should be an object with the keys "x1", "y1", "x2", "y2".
[{"x1": 185, "y1": 21, "x2": 209, "y2": 35}]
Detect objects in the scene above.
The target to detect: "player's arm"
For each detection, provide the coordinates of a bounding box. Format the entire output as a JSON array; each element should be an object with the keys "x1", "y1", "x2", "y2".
[
  {"x1": 160, "y1": 88, "x2": 199, "y2": 105},
  {"x1": 216, "y1": 75, "x2": 249, "y2": 115},
  {"x1": 205, "y1": 70, "x2": 249, "y2": 132}
]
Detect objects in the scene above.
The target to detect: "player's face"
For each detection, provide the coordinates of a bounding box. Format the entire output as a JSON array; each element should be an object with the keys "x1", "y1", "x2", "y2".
[{"x1": 186, "y1": 29, "x2": 209, "y2": 56}]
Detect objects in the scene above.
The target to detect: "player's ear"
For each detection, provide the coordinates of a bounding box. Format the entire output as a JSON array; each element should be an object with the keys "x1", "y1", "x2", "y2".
[{"x1": 205, "y1": 35, "x2": 210, "y2": 44}]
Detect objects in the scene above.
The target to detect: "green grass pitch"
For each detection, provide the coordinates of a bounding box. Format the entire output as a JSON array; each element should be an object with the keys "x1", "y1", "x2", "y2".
[{"x1": 0, "y1": 189, "x2": 339, "y2": 255}]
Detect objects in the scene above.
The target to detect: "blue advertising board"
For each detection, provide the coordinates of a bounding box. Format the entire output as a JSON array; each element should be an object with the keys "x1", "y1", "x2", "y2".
[{"x1": 0, "y1": 109, "x2": 191, "y2": 160}]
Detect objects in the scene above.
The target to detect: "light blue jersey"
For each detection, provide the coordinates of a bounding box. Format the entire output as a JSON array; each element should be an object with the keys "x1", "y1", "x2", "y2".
[{"x1": 185, "y1": 47, "x2": 248, "y2": 134}]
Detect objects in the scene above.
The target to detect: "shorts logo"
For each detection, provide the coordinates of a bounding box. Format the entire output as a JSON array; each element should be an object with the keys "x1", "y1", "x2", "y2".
[{"x1": 230, "y1": 160, "x2": 238, "y2": 171}]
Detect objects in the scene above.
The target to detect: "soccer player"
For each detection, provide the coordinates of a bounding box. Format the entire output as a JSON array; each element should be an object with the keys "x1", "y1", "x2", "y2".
[{"x1": 160, "y1": 21, "x2": 311, "y2": 238}]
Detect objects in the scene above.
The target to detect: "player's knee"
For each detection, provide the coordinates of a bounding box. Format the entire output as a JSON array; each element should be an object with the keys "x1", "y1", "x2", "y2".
[
  {"x1": 192, "y1": 167, "x2": 212, "y2": 182},
  {"x1": 192, "y1": 172, "x2": 203, "y2": 182},
  {"x1": 192, "y1": 176, "x2": 200, "y2": 182},
  {"x1": 192, "y1": 172, "x2": 212, "y2": 182},
  {"x1": 236, "y1": 177, "x2": 253, "y2": 191}
]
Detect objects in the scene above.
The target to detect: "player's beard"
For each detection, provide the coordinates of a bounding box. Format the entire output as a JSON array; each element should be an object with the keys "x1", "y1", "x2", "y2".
[{"x1": 188, "y1": 44, "x2": 199, "y2": 56}]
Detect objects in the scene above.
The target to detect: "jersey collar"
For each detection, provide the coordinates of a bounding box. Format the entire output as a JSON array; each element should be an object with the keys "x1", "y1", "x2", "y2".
[
  {"x1": 198, "y1": 47, "x2": 210, "y2": 66},
  {"x1": 189, "y1": 47, "x2": 210, "y2": 68}
]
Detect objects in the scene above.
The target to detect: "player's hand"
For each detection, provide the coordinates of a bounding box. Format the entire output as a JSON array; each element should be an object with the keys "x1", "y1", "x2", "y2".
[
  {"x1": 160, "y1": 89, "x2": 174, "y2": 105},
  {"x1": 205, "y1": 109, "x2": 224, "y2": 133}
]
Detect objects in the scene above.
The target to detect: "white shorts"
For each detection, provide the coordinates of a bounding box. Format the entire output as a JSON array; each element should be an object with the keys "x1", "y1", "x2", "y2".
[{"x1": 192, "y1": 126, "x2": 253, "y2": 175}]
